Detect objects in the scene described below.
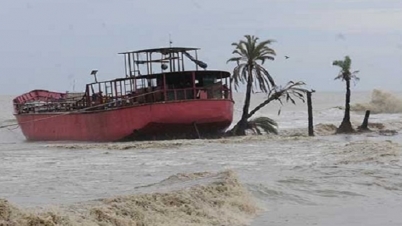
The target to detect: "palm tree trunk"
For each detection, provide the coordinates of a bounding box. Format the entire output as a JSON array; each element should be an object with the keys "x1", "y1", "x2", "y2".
[
  {"x1": 344, "y1": 78, "x2": 351, "y2": 122},
  {"x1": 234, "y1": 66, "x2": 254, "y2": 135},
  {"x1": 337, "y1": 78, "x2": 354, "y2": 133}
]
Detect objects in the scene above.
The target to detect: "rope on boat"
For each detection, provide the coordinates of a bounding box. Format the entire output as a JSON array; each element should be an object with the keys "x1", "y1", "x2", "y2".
[{"x1": 0, "y1": 90, "x2": 161, "y2": 130}]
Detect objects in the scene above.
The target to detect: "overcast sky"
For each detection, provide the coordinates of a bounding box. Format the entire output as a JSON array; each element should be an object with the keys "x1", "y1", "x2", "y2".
[{"x1": 0, "y1": 0, "x2": 401, "y2": 95}]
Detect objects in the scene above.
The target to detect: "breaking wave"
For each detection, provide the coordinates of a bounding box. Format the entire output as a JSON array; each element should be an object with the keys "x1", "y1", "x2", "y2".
[
  {"x1": 315, "y1": 123, "x2": 338, "y2": 136},
  {"x1": 351, "y1": 89, "x2": 402, "y2": 114},
  {"x1": 0, "y1": 170, "x2": 259, "y2": 226}
]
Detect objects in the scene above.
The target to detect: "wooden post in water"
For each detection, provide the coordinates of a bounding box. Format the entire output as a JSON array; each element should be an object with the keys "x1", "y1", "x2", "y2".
[
  {"x1": 307, "y1": 90, "x2": 315, "y2": 136},
  {"x1": 359, "y1": 110, "x2": 371, "y2": 131}
]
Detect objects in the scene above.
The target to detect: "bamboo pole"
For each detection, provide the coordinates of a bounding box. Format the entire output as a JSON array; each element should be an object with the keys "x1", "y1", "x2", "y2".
[{"x1": 307, "y1": 90, "x2": 314, "y2": 136}]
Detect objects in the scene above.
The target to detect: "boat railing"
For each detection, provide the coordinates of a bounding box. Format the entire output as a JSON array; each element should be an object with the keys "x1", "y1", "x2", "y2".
[
  {"x1": 144, "y1": 86, "x2": 230, "y2": 102},
  {"x1": 14, "y1": 84, "x2": 232, "y2": 114},
  {"x1": 94, "y1": 85, "x2": 231, "y2": 108}
]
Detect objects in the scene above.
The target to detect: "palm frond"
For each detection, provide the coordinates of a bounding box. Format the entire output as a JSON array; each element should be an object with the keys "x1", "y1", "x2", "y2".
[
  {"x1": 332, "y1": 60, "x2": 344, "y2": 67},
  {"x1": 247, "y1": 80, "x2": 309, "y2": 119},
  {"x1": 255, "y1": 39, "x2": 276, "y2": 51},
  {"x1": 245, "y1": 35, "x2": 257, "y2": 52},
  {"x1": 256, "y1": 55, "x2": 275, "y2": 65},
  {"x1": 333, "y1": 55, "x2": 357, "y2": 81},
  {"x1": 351, "y1": 70, "x2": 360, "y2": 81},
  {"x1": 226, "y1": 57, "x2": 242, "y2": 64},
  {"x1": 254, "y1": 39, "x2": 276, "y2": 62},
  {"x1": 241, "y1": 65, "x2": 248, "y2": 82},
  {"x1": 256, "y1": 65, "x2": 276, "y2": 88},
  {"x1": 232, "y1": 63, "x2": 247, "y2": 91},
  {"x1": 255, "y1": 69, "x2": 268, "y2": 93},
  {"x1": 334, "y1": 73, "x2": 344, "y2": 80},
  {"x1": 343, "y1": 56, "x2": 351, "y2": 69},
  {"x1": 231, "y1": 41, "x2": 248, "y2": 58},
  {"x1": 228, "y1": 35, "x2": 277, "y2": 94},
  {"x1": 351, "y1": 74, "x2": 360, "y2": 81},
  {"x1": 246, "y1": 116, "x2": 278, "y2": 135}
]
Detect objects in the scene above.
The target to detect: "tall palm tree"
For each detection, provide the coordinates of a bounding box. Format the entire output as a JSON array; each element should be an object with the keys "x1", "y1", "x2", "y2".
[
  {"x1": 333, "y1": 56, "x2": 360, "y2": 133},
  {"x1": 227, "y1": 35, "x2": 276, "y2": 135}
]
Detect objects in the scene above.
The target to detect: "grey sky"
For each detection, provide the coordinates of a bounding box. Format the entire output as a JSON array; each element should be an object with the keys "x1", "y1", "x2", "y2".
[{"x1": 1, "y1": 0, "x2": 401, "y2": 95}]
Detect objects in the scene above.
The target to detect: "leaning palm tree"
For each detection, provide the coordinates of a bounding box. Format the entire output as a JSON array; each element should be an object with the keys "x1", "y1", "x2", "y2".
[
  {"x1": 247, "y1": 81, "x2": 308, "y2": 119},
  {"x1": 333, "y1": 56, "x2": 360, "y2": 133},
  {"x1": 227, "y1": 35, "x2": 276, "y2": 135},
  {"x1": 226, "y1": 81, "x2": 308, "y2": 135}
]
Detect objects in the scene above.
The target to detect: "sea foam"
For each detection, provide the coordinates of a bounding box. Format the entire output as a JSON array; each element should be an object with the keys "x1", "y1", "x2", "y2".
[
  {"x1": 0, "y1": 170, "x2": 259, "y2": 226},
  {"x1": 352, "y1": 89, "x2": 402, "y2": 114}
]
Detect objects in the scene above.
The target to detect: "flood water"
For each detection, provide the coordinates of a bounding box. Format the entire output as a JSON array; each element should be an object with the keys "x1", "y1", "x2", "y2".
[{"x1": 1, "y1": 89, "x2": 402, "y2": 225}]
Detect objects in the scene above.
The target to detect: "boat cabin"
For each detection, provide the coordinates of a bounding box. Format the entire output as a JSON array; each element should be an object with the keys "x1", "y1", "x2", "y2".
[{"x1": 82, "y1": 47, "x2": 232, "y2": 109}]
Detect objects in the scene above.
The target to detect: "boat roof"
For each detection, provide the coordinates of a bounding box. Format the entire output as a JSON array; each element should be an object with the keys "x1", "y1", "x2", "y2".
[
  {"x1": 134, "y1": 70, "x2": 231, "y2": 79},
  {"x1": 118, "y1": 47, "x2": 200, "y2": 55}
]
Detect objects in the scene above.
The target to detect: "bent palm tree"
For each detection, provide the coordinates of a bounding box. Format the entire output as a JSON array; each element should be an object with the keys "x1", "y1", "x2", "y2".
[
  {"x1": 247, "y1": 81, "x2": 307, "y2": 119},
  {"x1": 227, "y1": 35, "x2": 276, "y2": 135},
  {"x1": 227, "y1": 81, "x2": 308, "y2": 136},
  {"x1": 333, "y1": 56, "x2": 360, "y2": 133}
]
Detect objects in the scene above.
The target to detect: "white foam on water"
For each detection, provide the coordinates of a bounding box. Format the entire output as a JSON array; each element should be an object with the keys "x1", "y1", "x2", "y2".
[
  {"x1": 352, "y1": 89, "x2": 402, "y2": 114},
  {"x1": 0, "y1": 170, "x2": 259, "y2": 226}
]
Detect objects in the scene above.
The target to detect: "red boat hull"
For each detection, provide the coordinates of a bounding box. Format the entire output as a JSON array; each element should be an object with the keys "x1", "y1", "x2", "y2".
[{"x1": 15, "y1": 100, "x2": 234, "y2": 142}]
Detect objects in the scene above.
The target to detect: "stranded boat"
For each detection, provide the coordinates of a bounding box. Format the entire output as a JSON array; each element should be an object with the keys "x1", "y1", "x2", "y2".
[{"x1": 13, "y1": 47, "x2": 234, "y2": 141}]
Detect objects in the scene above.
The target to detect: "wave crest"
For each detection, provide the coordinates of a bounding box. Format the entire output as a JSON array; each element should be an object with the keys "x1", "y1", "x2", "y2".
[
  {"x1": 352, "y1": 89, "x2": 402, "y2": 114},
  {"x1": 0, "y1": 170, "x2": 259, "y2": 226}
]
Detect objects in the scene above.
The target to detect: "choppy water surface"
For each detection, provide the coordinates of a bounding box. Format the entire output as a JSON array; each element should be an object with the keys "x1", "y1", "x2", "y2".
[{"x1": 1, "y1": 90, "x2": 402, "y2": 225}]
